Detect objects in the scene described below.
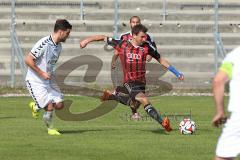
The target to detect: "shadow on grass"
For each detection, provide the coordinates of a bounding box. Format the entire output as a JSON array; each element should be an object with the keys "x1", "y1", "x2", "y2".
[
  {"x1": 136, "y1": 128, "x2": 176, "y2": 135},
  {"x1": 59, "y1": 128, "x2": 116, "y2": 134},
  {"x1": 0, "y1": 116, "x2": 16, "y2": 119}
]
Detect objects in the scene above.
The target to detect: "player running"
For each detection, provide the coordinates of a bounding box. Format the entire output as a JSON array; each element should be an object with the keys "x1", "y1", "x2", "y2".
[
  {"x1": 107, "y1": 16, "x2": 177, "y2": 120},
  {"x1": 25, "y1": 19, "x2": 72, "y2": 135},
  {"x1": 212, "y1": 46, "x2": 240, "y2": 160},
  {"x1": 80, "y1": 24, "x2": 183, "y2": 132}
]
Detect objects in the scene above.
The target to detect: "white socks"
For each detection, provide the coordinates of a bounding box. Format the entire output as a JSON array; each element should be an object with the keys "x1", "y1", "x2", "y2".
[{"x1": 43, "y1": 111, "x2": 53, "y2": 129}]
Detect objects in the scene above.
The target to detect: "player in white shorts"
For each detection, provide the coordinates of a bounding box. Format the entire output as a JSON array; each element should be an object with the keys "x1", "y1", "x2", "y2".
[
  {"x1": 25, "y1": 19, "x2": 72, "y2": 135},
  {"x1": 212, "y1": 46, "x2": 240, "y2": 159}
]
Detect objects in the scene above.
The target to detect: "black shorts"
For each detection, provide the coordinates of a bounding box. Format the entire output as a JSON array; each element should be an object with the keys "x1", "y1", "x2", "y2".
[
  {"x1": 123, "y1": 81, "x2": 146, "y2": 100},
  {"x1": 115, "y1": 86, "x2": 128, "y2": 94}
]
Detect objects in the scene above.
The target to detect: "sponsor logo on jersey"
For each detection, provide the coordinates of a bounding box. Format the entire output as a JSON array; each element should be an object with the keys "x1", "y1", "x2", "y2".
[{"x1": 127, "y1": 53, "x2": 142, "y2": 62}]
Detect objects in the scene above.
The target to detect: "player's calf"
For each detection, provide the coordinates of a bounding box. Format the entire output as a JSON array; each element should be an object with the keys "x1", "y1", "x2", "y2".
[{"x1": 144, "y1": 103, "x2": 172, "y2": 132}]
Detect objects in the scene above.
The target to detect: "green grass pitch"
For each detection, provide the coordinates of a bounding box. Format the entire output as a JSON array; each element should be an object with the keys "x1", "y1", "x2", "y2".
[{"x1": 0, "y1": 96, "x2": 232, "y2": 160}]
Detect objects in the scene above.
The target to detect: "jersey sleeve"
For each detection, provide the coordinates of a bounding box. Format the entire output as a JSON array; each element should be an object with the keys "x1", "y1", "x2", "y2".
[
  {"x1": 219, "y1": 62, "x2": 233, "y2": 79},
  {"x1": 146, "y1": 42, "x2": 160, "y2": 60},
  {"x1": 219, "y1": 48, "x2": 238, "y2": 79},
  {"x1": 146, "y1": 34, "x2": 157, "y2": 49},
  {"x1": 106, "y1": 37, "x2": 122, "y2": 52},
  {"x1": 30, "y1": 39, "x2": 48, "y2": 59}
]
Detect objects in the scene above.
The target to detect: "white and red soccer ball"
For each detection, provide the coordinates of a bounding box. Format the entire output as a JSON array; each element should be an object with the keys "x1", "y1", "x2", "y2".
[{"x1": 179, "y1": 118, "x2": 196, "y2": 135}]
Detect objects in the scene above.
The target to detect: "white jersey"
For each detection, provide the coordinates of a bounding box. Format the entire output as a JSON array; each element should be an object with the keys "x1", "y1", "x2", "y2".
[
  {"x1": 222, "y1": 46, "x2": 240, "y2": 113},
  {"x1": 25, "y1": 35, "x2": 62, "y2": 84}
]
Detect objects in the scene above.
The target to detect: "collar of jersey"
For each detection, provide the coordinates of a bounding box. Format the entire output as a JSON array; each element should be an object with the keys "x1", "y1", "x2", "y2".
[
  {"x1": 128, "y1": 40, "x2": 140, "y2": 48},
  {"x1": 50, "y1": 35, "x2": 58, "y2": 46}
]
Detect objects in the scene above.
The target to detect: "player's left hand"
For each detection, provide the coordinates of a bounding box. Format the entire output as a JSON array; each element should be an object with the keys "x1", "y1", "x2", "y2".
[
  {"x1": 111, "y1": 62, "x2": 116, "y2": 70},
  {"x1": 212, "y1": 112, "x2": 227, "y2": 127}
]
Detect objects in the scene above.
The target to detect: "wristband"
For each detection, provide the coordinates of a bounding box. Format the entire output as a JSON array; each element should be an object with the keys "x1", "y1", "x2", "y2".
[{"x1": 168, "y1": 65, "x2": 182, "y2": 78}]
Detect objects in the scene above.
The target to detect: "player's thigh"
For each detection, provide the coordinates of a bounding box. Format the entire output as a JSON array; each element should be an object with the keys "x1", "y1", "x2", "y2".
[
  {"x1": 135, "y1": 92, "x2": 149, "y2": 105},
  {"x1": 26, "y1": 80, "x2": 50, "y2": 109},
  {"x1": 124, "y1": 81, "x2": 146, "y2": 101},
  {"x1": 115, "y1": 86, "x2": 128, "y2": 94},
  {"x1": 49, "y1": 84, "x2": 64, "y2": 105}
]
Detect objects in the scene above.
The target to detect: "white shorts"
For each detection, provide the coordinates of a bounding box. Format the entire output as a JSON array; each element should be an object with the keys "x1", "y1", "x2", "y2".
[
  {"x1": 26, "y1": 80, "x2": 63, "y2": 109},
  {"x1": 216, "y1": 112, "x2": 240, "y2": 158}
]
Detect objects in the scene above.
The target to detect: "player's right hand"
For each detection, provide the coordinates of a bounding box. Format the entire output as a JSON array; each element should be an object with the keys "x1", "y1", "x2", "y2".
[
  {"x1": 80, "y1": 40, "x2": 88, "y2": 48},
  {"x1": 40, "y1": 72, "x2": 50, "y2": 80}
]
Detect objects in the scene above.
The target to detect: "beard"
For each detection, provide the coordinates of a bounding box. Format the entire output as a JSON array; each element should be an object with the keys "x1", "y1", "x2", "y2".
[{"x1": 60, "y1": 38, "x2": 66, "y2": 43}]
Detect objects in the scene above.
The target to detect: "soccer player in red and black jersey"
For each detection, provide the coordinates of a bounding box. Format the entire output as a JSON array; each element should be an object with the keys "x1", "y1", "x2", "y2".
[
  {"x1": 110, "y1": 16, "x2": 181, "y2": 120},
  {"x1": 111, "y1": 16, "x2": 155, "y2": 70},
  {"x1": 80, "y1": 24, "x2": 184, "y2": 132},
  {"x1": 110, "y1": 16, "x2": 159, "y2": 120}
]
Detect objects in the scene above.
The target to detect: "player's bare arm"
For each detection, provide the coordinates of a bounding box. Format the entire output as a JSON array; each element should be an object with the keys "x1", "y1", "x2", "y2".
[
  {"x1": 25, "y1": 53, "x2": 50, "y2": 80},
  {"x1": 159, "y1": 57, "x2": 169, "y2": 69},
  {"x1": 80, "y1": 35, "x2": 107, "y2": 48},
  {"x1": 212, "y1": 70, "x2": 229, "y2": 127},
  {"x1": 111, "y1": 51, "x2": 119, "y2": 69},
  {"x1": 157, "y1": 57, "x2": 184, "y2": 80}
]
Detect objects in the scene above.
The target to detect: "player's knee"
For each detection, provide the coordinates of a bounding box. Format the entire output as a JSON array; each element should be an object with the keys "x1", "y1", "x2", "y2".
[
  {"x1": 55, "y1": 102, "x2": 64, "y2": 110},
  {"x1": 136, "y1": 97, "x2": 149, "y2": 106},
  {"x1": 45, "y1": 103, "x2": 54, "y2": 111},
  {"x1": 142, "y1": 98, "x2": 149, "y2": 106}
]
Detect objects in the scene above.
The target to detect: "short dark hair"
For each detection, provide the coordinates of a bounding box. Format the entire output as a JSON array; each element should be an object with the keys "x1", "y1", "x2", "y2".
[
  {"x1": 129, "y1": 16, "x2": 141, "y2": 23},
  {"x1": 54, "y1": 19, "x2": 72, "y2": 32},
  {"x1": 131, "y1": 24, "x2": 148, "y2": 35}
]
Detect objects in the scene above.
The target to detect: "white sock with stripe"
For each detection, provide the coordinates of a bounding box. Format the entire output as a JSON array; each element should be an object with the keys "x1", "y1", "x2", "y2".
[{"x1": 43, "y1": 111, "x2": 53, "y2": 129}]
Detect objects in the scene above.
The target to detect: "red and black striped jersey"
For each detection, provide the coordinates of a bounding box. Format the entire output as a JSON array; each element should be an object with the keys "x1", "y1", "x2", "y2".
[
  {"x1": 107, "y1": 37, "x2": 160, "y2": 84},
  {"x1": 119, "y1": 31, "x2": 157, "y2": 49}
]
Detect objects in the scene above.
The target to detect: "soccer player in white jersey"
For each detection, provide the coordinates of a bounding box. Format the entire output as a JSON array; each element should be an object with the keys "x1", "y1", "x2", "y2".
[
  {"x1": 25, "y1": 19, "x2": 72, "y2": 135},
  {"x1": 212, "y1": 46, "x2": 240, "y2": 159}
]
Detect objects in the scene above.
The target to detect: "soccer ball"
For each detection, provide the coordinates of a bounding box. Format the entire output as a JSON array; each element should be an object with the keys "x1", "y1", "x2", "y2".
[{"x1": 179, "y1": 118, "x2": 196, "y2": 135}]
